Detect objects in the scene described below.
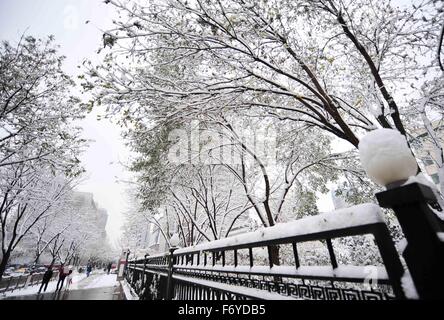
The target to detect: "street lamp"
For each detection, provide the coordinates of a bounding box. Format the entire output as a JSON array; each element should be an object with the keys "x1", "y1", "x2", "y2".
[{"x1": 359, "y1": 128, "x2": 417, "y2": 188}]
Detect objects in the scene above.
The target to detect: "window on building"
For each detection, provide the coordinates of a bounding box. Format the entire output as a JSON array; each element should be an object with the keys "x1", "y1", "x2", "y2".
[
  {"x1": 422, "y1": 157, "x2": 434, "y2": 166},
  {"x1": 431, "y1": 173, "x2": 440, "y2": 184}
]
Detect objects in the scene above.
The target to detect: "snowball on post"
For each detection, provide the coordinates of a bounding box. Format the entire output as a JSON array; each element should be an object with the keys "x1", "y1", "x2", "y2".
[
  {"x1": 359, "y1": 129, "x2": 417, "y2": 188},
  {"x1": 170, "y1": 233, "x2": 180, "y2": 248}
]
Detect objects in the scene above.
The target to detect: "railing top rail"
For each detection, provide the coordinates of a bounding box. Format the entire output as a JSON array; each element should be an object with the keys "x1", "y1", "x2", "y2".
[
  {"x1": 0, "y1": 271, "x2": 45, "y2": 281},
  {"x1": 128, "y1": 253, "x2": 168, "y2": 264},
  {"x1": 139, "y1": 253, "x2": 168, "y2": 260},
  {"x1": 174, "y1": 203, "x2": 383, "y2": 255},
  {"x1": 128, "y1": 203, "x2": 385, "y2": 263}
]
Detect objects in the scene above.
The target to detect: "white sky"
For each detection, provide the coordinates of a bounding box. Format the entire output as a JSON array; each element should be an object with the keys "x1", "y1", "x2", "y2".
[{"x1": 0, "y1": 0, "x2": 130, "y2": 247}]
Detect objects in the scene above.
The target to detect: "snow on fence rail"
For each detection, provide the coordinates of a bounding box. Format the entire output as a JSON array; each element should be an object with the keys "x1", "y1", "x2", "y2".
[
  {"x1": 126, "y1": 203, "x2": 406, "y2": 300},
  {"x1": 174, "y1": 203, "x2": 384, "y2": 254}
]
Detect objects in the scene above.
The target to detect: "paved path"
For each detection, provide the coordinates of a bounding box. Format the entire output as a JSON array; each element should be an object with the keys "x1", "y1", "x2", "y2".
[
  {"x1": 3, "y1": 272, "x2": 125, "y2": 300},
  {"x1": 5, "y1": 286, "x2": 124, "y2": 300}
]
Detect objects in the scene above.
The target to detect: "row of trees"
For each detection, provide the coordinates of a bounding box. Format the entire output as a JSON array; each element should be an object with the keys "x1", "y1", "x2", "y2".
[
  {"x1": 86, "y1": 1, "x2": 443, "y2": 262},
  {"x1": 0, "y1": 35, "x2": 110, "y2": 281}
]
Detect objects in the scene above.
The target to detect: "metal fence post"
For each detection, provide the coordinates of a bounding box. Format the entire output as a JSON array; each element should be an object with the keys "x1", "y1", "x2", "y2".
[
  {"x1": 131, "y1": 257, "x2": 136, "y2": 286},
  {"x1": 166, "y1": 248, "x2": 177, "y2": 300},
  {"x1": 376, "y1": 182, "x2": 444, "y2": 299},
  {"x1": 142, "y1": 254, "x2": 148, "y2": 284},
  {"x1": 13, "y1": 276, "x2": 21, "y2": 292},
  {"x1": 124, "y1": 250, "x2": 130, "y2": 281},
  {"x1": 24, "y1": 274, "x2": 32, "y2": 289},
  {"x1": 5, "y1": 277, "x2": 12, "y2": 293},
  {"x1": 372, "y1": 224, "x2": 406, "y2": 299}
]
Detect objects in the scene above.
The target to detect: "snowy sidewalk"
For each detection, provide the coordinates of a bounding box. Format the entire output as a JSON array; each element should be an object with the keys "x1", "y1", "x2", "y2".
[
  {"x1": 71, "y1": 272, "x2": 118, "y2": 290},
  {"x1": 1, "y1": 271, "x2": 124, "y2": 300}
]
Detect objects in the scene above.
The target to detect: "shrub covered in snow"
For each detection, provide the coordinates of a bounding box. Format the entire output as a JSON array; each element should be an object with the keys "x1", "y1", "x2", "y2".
[{"x1": 359, "y1": 129, "x2": 417, "y2": 186}]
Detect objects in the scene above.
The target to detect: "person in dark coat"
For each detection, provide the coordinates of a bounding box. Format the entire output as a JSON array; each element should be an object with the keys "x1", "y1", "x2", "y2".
[
  {"x1": 38, "y1": 267, "x2": 53, "y2": 294},
  {"x1": 107, "y1": 263, "x2": 112, "y2": 275},
  {"x1": 55, "y1": 264, "x2": 67, "y2": 291},
  {"x1": 86, "y1": 264, "x2": 92, "y2": 277}
]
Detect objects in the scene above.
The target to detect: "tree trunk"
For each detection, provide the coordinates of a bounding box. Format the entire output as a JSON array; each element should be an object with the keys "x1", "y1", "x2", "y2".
[
  {"x1": 49, "y1": 256, "x2": 57, "y2": 268},
  {"x1": 268, "y1": 245, "x2": 280, "y2": 267},
  {"x1": 268, "y1": 245, "x2": 281, "y2": 282},
  {"x1": 0, "y1": 250, "x2": 12, "y2": 282},
  {"x1": 33, "y1": 255, "x2": 40, "y2": 268}
]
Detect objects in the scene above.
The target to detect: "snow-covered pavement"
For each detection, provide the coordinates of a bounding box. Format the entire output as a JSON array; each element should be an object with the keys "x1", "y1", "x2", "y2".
[
  {"x1": 74, "y1": 273, "x2": 118, "y2": 290},
  {"x1": 1, "y1": 271, "x2": 120, "y2": 300}
]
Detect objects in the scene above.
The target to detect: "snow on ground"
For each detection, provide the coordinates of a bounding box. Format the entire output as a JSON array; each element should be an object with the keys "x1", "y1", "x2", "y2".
[
  {"x1": 68, "y1": 273, "x2": 88, "y2": 290},
  {"x1": 0, "y1": 271, "x2": 117, "y2": 299},
  {"x1": 1, "y1": 271, "x2": 88, "y2": 298},
  {"x1": 84, "y1": 274, "x2": 118, "y2": 289}
]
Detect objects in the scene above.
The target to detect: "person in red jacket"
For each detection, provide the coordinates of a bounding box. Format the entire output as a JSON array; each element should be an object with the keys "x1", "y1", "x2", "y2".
[{"x1": 55, "y1": 264, "x2": 67, "y2": 291}]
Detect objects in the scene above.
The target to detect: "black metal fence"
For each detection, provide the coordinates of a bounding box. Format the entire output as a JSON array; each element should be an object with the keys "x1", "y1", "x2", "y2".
[
  {"x1": 125, "y1": 183, "x2": 444, "y2": 300},
  {"x1": 0, "y1": 271, "x2": 59, "y2": 295},
  {"x1": 126, "y1": 208, "x2": 403, "y2": 300}
]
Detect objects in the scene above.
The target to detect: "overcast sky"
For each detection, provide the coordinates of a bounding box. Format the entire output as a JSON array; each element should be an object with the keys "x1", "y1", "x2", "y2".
[{"x1": 0, "y1": 0, "x2": 131, "y2": 248}]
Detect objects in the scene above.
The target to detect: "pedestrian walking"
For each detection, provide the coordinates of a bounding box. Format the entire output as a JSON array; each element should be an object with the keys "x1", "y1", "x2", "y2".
[
  {"x1": 65, "y1": 269, "x2": 73, "y2": 291},
  {"x1": 55, "y1": 264, "x2": 67, "y2": 291},
  {"x1": 86, "y1": 263, "x2": 92, "y2": 277},
  {"x1": 38, "y1": 266, "x2": 53, "y2": 294},
  {"x1": 107, "y1": 262, "x2": 112, "y2": 275}
]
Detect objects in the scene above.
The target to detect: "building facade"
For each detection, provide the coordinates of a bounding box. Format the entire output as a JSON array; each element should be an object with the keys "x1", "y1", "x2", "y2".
[
  {"x1": 71, "y1": 191, "x2": 108, "y2": 240},
  {"x1": 410, "y1": 122, "x2": 444, "y2": 190}
]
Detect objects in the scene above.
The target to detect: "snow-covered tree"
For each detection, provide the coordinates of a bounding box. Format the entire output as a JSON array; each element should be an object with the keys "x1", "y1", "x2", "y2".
[
  {"x1": 84, "y1": 1, "x2": 439, "y2": 148},
  {"x1": 0, "y1": 35, "x2": 87, "y2": 174},
  {"x1": 84, "y1": 1, "x2": 444, "y2": 272},
  {"x1": 0, "y1": 34, "x2": 89, "y2": 279},
  {"x1": 0, "y1": 166, "x2": 78, "y2": 280}
]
